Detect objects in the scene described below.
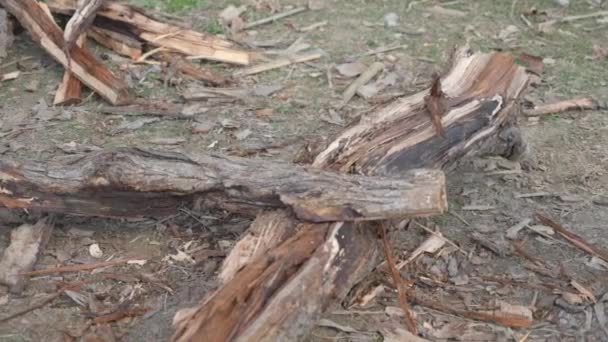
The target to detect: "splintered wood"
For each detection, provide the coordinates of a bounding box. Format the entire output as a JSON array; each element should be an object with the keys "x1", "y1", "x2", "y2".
[
  {"x1": 0, "y1": 148, "x2": 445, "y2": 221},
  {"x1": 0, "y1": 0, "x2": 132, "y2": 105},
  {"x1": 172, "y1": 48, "x2": 530, "y2": 341},
  {"x1": 47, "y1": 0, "x2": 251, "y2": 65}
]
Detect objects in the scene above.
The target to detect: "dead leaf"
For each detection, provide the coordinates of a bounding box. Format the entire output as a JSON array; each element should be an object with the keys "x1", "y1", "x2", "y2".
[
  {"x1": 528, "y1": 225, "x2": 554, "y2": 235},
  {"x1": 562, "y1": 292, "x2": 584, "y2": 305},
  {"x1": 252, "y1": 83, "x2": 284, "y2": 96},
  {"x1": 497, "y1": 25, "x2": 520, "y2": 42},
  {"x1": 593, "y1": 44, "x2": 608, "y2": 61},
  {"x1": 357, "y1": 72, "x2": 398, "y2": 98},
  {"x1": 538, "y1": 20, "x2": 557, "y2": 34},
  {"x1": 571, "y1": 280, "x2": 596, "y2": 302},
  {"x1": 397, "y1": 234, "x2": 446, "y2": 269},
  {"x1": 506, "y1": 218, "x2": 531, "y2": 240},
  {"x1": 219, "y1": 5, "x2": 247, "y2": 25},
  {"x1": 336, "y1": 62, "x2": 368, "y2": 78}
]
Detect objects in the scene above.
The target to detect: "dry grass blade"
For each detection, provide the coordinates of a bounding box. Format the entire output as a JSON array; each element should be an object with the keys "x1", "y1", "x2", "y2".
[{"x1": 380, "y1": 223, "x2": 418, "y2": 334}]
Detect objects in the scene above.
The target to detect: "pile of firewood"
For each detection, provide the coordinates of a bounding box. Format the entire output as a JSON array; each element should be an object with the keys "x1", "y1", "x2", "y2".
[
  {"x1": 0, "y1": 1, "x2": 535, "y2": 341},
  {"x1": 0, "y1": 0, "x2": 250, "y2": 106}
]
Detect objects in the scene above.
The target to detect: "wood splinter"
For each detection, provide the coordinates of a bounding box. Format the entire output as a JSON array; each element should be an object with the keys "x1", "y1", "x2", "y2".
[
  {"x1": 0, "y1": 0, "x2": 132, "y2": 105},
  {"x1": 424, "y1": 73, "x2": 446, "y2": 137}
]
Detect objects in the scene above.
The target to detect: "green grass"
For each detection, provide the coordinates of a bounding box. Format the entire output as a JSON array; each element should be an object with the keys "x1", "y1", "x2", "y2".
[{"x1": 166, "y1": 0, "x2": 203, "y2": 12}]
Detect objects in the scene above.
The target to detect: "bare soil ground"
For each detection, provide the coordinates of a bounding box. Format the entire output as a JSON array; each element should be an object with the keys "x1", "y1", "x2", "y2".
[{"x1": 1, "y1": 0, "x2": 608, "y2": 341}]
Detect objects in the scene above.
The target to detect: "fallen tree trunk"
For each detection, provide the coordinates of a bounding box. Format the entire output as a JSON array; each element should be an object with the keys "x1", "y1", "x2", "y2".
[
  {"x1": 172, "y1": 48, "x2": 530, "y2": 341},
  {"x1": 0, "y1": 0, "x2": 132, "y2": 105},
  {"x1": 46, "y1": 0, "x2": 251, "y2": 65},
  {"x1": 0, "y1": 147, "x2": 445, "y2": 221}
]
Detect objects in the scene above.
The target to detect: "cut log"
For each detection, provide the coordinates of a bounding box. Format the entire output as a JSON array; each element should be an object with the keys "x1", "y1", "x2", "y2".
[
  {"x1": 157, "y1": 52, "x2": 228, "y2": 86},
  {"x1": 47, "y1": 0, "x2": 251, "y2": 65},
  {"x1": 0, "y1": 0, "x2": 132, "y2": 105},
  {"x1": 88, "y1": 26, "x2": 142, "y2": 60},
  {"x1": 0, "y1": 147, "x2": 446, "y2": 221},
  {"x1": 172, "y1": 48, "x2": 530, "y2": 341}
]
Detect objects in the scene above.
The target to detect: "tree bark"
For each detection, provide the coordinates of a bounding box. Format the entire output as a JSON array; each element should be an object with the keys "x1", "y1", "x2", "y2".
[
  {"x1": 0, "y1": 0, "x2": 132, "y2": 105},
  {"x1": 172, "y1": 48, "x2": 530, "y2": 342},
  {"x1": 0, "y1": 147, "x2": 445, "y2": 221}
]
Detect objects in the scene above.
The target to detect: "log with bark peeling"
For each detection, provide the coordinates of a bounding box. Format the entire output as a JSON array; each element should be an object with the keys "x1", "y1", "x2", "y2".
[
  {"x1": 0, "y1": 0, "x2": 132, "y2": 105},
  {"x1": 47, "y1": 0, "x2": 251, "y2": 65},
  {"x1": 0, "y1": 147, "x2": 445, "y2": 221},
  {"x1": 172, "y1": 48, "x2": 530, "y2": 342}
]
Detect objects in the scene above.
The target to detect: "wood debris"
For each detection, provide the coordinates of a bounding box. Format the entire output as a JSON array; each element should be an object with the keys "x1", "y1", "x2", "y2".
[
  {"x1": 524, "y1": 97, "x2": 606, "y2": 116},
  {"x1": 341, "y1": 62, "x2": 384, "y2": 107},
  {"x1": 0, "y1": 218, "x2": 54, "y2": 293},
  {"x1": 0, "y1": 0, "x2": 132, "y2": 105},
  {"x1": 234, "y1": 51, "x2": 321, "y2": 76},
  {"x1": 380, "y1": 223, "x2": 417, "y2": 334},
  {"x1": 424, "y1": 73, "x2": 447, "y2": 137},
  {"x1": 47, "y1": 0, "x2": 251, "y2": 65}
]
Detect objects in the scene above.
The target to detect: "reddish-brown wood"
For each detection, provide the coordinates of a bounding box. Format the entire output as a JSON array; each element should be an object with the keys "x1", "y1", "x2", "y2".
[
  {"x1": 0, "y1": 0, "x2": 132, "y2": 105},
  {"x1": 47, "y1": 0, "x2": 251, "y2": 65},
  {"x1": 173, "y1": 48, "x2": 530, "y2": 342}
]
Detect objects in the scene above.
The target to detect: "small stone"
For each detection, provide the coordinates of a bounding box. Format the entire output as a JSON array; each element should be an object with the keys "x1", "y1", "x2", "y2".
[{"x1": 383, "y1": 12, "x2": 400, "y2": 28}]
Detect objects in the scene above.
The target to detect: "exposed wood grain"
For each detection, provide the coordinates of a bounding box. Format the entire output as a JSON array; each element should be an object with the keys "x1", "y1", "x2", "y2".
[
  {"x1": 54, "y1": 33, "x2": 86, "y2": 106},
  {"x1": 173, "y1": 48, "x2": 531, "y2": 342},
  {"x1": 47, "y1": 0, "x2": 251, "y2": 65},
  {"x1": 0, "y1": 0, "x2": 132, "y2": 105},
  {"x1": 0, "y1": 148, "x2": 446, "y2": 221},
  {"x1": 88, "y1": 26, "x2": 143, "y2": 60}
]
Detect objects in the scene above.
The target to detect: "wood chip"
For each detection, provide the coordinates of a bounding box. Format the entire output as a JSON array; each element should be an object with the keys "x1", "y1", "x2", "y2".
[{"x1": 341, "y1": 62, "x2": 384, "y2": 107}]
